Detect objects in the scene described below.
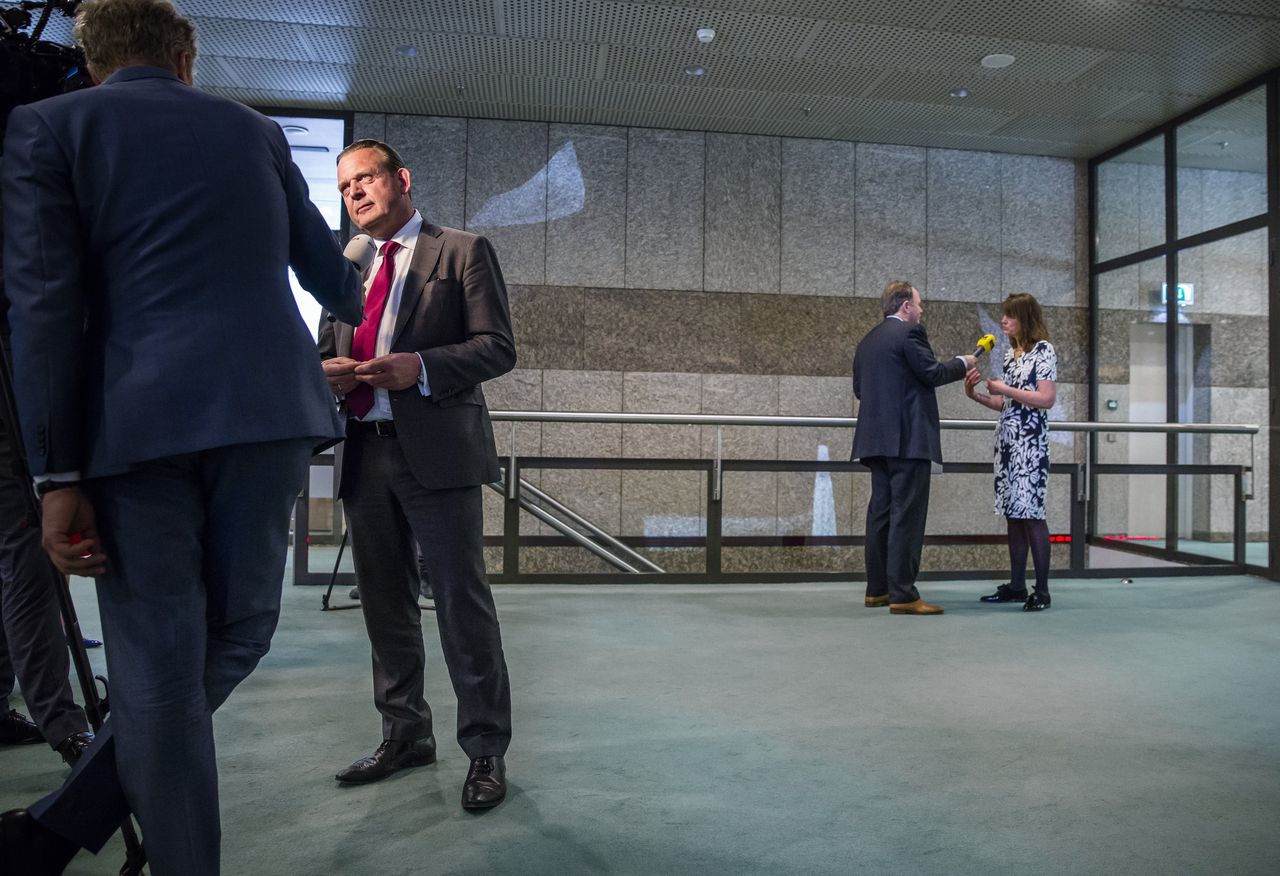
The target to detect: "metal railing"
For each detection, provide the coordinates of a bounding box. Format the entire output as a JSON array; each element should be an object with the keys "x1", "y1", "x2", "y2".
[{"x1": 293, "y1": 413, "x2": 1260, "y2": 585}]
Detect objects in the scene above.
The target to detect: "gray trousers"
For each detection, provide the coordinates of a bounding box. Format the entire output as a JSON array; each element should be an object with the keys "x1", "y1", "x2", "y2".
[
  {"x1": 30, "y1": 438, "x2": 313, "y2": 876},
  {"x1": 0, "y1": 409, "x2": 87, "y2": 746},
  {"x1": 342, "y1": 429, "x2": 511, "y2": 759},
  {"x1": 863, "y1": 456, "x2": 932, "y2": 604}
]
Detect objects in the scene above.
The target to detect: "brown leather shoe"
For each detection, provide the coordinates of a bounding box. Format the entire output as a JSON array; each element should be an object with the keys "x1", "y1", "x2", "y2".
[
  {"x1": 864, "y1": 595, "x2": 891, "y2": 607},
  {"x1": 889, "y1": 598, "x2": 944, "y2": 615}
]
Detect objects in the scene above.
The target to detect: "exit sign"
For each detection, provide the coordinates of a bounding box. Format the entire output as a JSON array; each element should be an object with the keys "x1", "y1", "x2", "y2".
[{"x1": 1160, "y1": 283, "x2": 1195, "y2": 306}]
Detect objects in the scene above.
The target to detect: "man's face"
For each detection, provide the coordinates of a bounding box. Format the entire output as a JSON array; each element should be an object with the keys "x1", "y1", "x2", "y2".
[
  {"x1": 337, "y1": 148, "x2": 413, "y2": 239},
  {"x1": 902, "y1": 288, "x2": 923, "y2": 324}
]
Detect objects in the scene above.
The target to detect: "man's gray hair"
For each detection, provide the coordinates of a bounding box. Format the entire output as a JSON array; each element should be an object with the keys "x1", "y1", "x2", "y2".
[
  {"x1": 73, "y1": 0, "x2": 196, "y2": 80},
  {"x1": 881, "y1": 280, "x2": 915, "y2": 317}
]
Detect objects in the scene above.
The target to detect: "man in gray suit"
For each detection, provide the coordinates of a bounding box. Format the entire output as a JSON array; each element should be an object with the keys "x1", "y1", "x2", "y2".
[
  {"x1": 0, "y1": 1, "x2": 362, "y2": 872},
  {"x1": 319, "y1": 140, "x2": 515, "y2": 810},
  {"x1": 851, "y1": 281, "x2": 975, "y2": 616}
]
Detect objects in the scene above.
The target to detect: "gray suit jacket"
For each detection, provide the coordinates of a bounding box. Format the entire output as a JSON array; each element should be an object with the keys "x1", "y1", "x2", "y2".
[
  {"x1": 318, "y1": 222, "x2": 516, "y2": 492},
  {"x1": 1, "y1": 66, "x2": 363, "y2": 477}
]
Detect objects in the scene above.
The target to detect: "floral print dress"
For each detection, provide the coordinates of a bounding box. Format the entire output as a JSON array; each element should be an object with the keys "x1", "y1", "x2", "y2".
[{"x1": 994, "y1": 340, "x2": 1057, "y2": 519}]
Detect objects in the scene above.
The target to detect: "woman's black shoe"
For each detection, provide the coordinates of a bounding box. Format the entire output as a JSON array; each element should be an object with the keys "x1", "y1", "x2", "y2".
[
  {"x1": 1023, "y1": 592, "x2": 1051, "y2": 612},
  {"x1": 980, "y1": 584, "x2": 1028, "y2": 603}
]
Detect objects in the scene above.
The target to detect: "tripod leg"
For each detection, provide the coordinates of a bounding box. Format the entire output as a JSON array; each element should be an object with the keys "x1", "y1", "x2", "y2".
[
  {"x1": 55, "y1": 574, "x2": 149, "y2": 871},
  {"x1": 321, "y1": 526, "x2": 350, "y2": 610}
]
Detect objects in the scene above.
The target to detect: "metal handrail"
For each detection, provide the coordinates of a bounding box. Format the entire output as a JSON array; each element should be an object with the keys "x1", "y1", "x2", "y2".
[
  {"x1": 490, "y1": 410, "x2": 1259, "y2": 434},
  {"x1": 492, "y1": 410, "x2": 1260, "y2": 503}
]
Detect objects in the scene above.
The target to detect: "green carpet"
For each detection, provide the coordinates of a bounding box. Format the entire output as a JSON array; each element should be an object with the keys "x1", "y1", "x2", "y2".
[{"x1": 2, "y1": 572, "x2": 1277, "y2": 875}]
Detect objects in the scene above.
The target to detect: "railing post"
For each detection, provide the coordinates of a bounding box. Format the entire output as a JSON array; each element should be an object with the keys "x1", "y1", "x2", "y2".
[
  {"x1": 706, "y1": 461, "x2": 722, "y2": 576},
  {"x1": 1234, "y1": 469, "x2": 1247, "y2": 567},
  {"x1": 503, "y1": 459, "x2": 520, "y2": 577},
  {"x1": 1070, "y1": 463, "x2": 1087, "y2": 574}
]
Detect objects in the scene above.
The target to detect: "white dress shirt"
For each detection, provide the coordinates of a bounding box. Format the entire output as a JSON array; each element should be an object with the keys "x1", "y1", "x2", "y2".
[{"x1": 359, "y1": 210, "x2": 432, "y2": 421}]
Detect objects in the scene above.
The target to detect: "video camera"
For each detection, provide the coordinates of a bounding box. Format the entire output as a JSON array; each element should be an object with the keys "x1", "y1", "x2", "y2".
[{"x1": 2, "y1": 1, "x2": 92, "y2": 130}]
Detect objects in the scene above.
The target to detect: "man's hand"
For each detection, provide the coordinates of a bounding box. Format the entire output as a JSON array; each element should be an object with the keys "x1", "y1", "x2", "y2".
[
  {"x1": 355, "y1": 353, "x2": 422, "y2": 392},
  {"x1": 41, "y1": 487, "x2": 107, "y2": 577},
  {"x1": 959, "y1": 354, "x2": 978, "y2": 368},
  {"x1": 322, "y1": 356, "x2": 360, "y2": 396}
]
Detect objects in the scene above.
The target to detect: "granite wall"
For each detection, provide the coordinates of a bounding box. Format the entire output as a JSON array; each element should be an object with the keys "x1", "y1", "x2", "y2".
[{"x1": 352, "y1": 112, "x2": 1094, "y2": 574}]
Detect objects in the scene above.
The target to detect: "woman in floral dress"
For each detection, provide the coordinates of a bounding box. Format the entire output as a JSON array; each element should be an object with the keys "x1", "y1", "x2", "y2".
[{"x1": 964, "y1": 293, "x2": 1057, "y2": 612}]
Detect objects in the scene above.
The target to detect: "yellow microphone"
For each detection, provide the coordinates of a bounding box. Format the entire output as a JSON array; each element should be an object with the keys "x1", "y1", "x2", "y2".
[{"x1": 973, "y1": 333, "x2": 996, "y2": 358}]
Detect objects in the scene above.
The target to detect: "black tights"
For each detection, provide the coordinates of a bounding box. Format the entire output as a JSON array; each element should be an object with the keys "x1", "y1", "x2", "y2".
[{"x1": 1007, "y1": 517, "x2": 1050, "y2": 595}]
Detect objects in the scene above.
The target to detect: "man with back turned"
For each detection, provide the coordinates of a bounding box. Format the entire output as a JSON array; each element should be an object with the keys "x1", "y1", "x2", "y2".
[
  {"x1": 852, "y1": 281, "x2": 975, "y2": 616},
  {"x1": 0, "y1": 0, "x2": 363, "y2": 872}
]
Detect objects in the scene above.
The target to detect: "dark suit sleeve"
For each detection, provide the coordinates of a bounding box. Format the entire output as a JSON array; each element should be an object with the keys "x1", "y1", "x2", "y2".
[
  {"x1": 419, "y1": 235, "x2": 516, "y2": 397},
  {"x1": 903, "y1": 324, "x2": 966, "y2": 388},
  {"x1": 275, "y1": 126, "x2": 363, "y2": 327},
  {"x1": 1, "y1": 105, "x2": 85, "y2": 475}
]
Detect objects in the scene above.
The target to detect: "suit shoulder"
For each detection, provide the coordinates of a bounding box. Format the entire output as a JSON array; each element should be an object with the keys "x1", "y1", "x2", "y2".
[{"x1": 430, "y1": 224, "x2": 481, "y2": 245}]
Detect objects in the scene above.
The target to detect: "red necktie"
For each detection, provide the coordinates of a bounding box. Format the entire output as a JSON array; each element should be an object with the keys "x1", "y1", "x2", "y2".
[{"x1": 346, "y1": 240, "x2": 402, "y2": 419}]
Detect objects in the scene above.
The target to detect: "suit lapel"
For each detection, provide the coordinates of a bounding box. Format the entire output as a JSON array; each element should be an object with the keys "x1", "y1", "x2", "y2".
[{"x1": 392, "y1": 224, "x2": 444, "y2": 346}]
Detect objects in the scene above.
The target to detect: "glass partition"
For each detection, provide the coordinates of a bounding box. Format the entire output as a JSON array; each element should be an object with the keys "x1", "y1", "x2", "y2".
[
  {"x1": 1095, "y1": 136, "x2": 1165, "y2": 263},
  {"x1": 1174, "y1": 228, "x2": 1269, "y2": 565},
  {"x1": 1093, "y1": 258, "x2": 1167, "y2": 554},
  {"x1": 1176, "y1": 86, "x2": 1267, "y2": 240}
]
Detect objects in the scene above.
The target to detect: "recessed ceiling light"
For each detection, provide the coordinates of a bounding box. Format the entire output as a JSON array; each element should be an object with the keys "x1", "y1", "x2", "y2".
[
  {"x1": 281, "y1": 124, "x2": 309, "y2": 134},
  {"x1": 980, "y1": 53, "x2": 1015, "y2": 68},
  {"x1": 396, "y1": 45, "x2": 417, "y2": 58},
  {"x1": 696, "y1": 27, "x2": 715, "y2": 43},
  {"x1": 949, "y1": 88, "x2": 969, "y2": 98},
  {"x1": 684, "y1": 66, "x2": 706, "y2": 76}
]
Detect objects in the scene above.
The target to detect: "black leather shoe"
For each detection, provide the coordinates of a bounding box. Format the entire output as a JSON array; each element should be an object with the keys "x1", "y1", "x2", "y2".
[
  {"x1": 980, "y1": 584, "x2": 1028, "y2": 604},
  {"x1": 461, "y1": 755, "x2": 506, "y2": 810},
  {"x1": 0, "y1": 710, "x2": 43, "y2": 745},
  {"x1": 335, "y1": 737, "x2": 436, "y2": 784},
  {"x1": 55, "y1": 731, "x2": 94, "y2": 767},
  {"x1": 0, "y1": 809, "x2": 77, "y2": 875},
  {"x1": 1023, "y1": 592, "x2": 1051, "y2": 612}
]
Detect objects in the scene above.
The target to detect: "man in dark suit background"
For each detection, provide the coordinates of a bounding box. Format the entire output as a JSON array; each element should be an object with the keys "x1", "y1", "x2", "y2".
[
  {"x1": 318, "y1": 139, "x2": 515, "y2": 810},
  {"x1": 851, "y1": 281, "x2": 975, "y2": 616},
  {"x1": 0, "y1": 0, "x2": 363, "y2": 872}
]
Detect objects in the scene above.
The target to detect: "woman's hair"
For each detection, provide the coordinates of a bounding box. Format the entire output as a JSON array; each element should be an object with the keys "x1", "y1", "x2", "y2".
[{"x1": 1002, "y1": 292, "x2": 1050, "y2": 351}]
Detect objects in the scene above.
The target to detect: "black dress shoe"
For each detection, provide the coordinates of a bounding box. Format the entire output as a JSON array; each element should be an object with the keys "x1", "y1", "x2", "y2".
[
  {"x1": 980, "y1": 584, "x2": 1028, "y2": 604},
  {"x1": 0, "y1": 709, "x2": 43, "y2": 745},
  {"x1": 0, "y1": 809, "x2": 78, "y2": 875},
  {"x1": 55, "y1": 731, "x2": 94, "y2": 767},
  {"x1": 1023, "y1": 591, "x2": 1051, "y2": 612},
  {"x1": 461, "y1": 755, "x2": 506, "y2": 811},
  {"x1": 335, "y1": 737, "x2": 436, "y2": 784}
]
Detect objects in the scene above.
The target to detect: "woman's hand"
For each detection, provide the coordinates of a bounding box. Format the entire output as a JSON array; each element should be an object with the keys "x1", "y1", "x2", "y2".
[
  {"x1": 963, "y1": 368, "x2": 980, "y2": 399},
  {"x1": 986, "y1": 378, "x2": 1007, "y2": 396}
]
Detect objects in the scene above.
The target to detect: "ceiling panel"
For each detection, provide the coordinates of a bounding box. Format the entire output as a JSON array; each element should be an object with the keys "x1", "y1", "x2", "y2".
[
  {"x1": 18, "y1": 0, "x2": 1279, "y2": 160},
  {"x1": 934, "y1": 0, "x2": 1262, "y2": 55}
]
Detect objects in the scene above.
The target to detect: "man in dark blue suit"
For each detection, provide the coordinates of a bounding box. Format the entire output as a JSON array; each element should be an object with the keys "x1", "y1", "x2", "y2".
[
  {"x1": 0, "y1": 0, "x2": 362, "y2": 872},
  {"x1": 851, "y1": 281, "x2": 975, "y2": 616}
]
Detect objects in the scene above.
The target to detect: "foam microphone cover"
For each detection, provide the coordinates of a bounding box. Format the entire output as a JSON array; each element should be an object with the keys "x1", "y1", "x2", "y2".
[{"x1": 343, "y1": 234, "x2": 377, "y2": 273}]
